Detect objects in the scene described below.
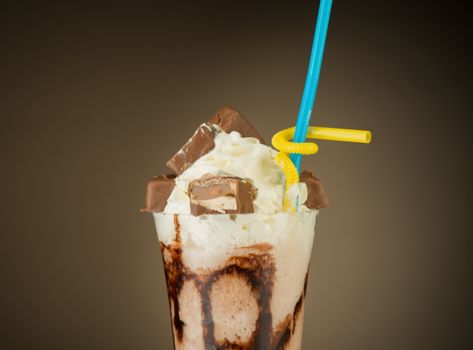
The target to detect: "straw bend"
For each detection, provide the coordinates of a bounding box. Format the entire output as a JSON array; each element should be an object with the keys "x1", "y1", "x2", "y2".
[{"x1": 272, "y1": 127, "x2": 319, "y2": 154}]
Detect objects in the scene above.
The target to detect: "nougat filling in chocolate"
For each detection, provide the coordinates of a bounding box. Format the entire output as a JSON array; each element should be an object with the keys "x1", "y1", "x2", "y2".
[{"x1": 188, "y1": 174, "x2": 255, "y2": 216}]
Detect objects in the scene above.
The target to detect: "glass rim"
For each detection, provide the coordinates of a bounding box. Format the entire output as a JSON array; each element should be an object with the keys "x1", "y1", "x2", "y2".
[{"x1": 150, "y1": 210, "x2": 319, "y2": 218}]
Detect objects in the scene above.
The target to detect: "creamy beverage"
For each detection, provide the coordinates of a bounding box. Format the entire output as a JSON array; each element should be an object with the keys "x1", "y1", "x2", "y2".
[
  {"x1": 155, "y1": 212, "x2": 316, "y2": 349},
  {"x1": 143, "y1": 107, "x2": 328, "y2": 349}
]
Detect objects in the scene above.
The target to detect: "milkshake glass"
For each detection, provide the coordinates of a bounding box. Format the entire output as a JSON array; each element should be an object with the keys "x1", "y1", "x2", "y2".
[{"x1": 154, "y1": 211, "x2": 317, "y2": 350}]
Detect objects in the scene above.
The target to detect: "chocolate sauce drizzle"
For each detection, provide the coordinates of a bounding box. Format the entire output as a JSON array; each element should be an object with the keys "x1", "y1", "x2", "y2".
[
  {"x1": 201, "y1": 253, "x2": 274, "y2": 349},
  {"x1": 160, "y1": 215, "x2": 186, "y2": 344},
  {"x1": 160, "y1": 215, "x2": 309, "y2": 349}
]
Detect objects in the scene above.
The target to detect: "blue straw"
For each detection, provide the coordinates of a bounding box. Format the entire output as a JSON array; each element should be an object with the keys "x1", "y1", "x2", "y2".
[{"x1": 290, "y1": 0, "x2": 333, "y2": 171}]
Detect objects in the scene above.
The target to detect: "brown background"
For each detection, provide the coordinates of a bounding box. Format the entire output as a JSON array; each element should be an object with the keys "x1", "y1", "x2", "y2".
[{"x1": 1, "y1": 1, "x2": 472, "y2": 349}]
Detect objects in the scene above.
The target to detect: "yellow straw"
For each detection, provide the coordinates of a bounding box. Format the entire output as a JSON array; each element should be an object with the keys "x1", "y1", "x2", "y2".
[
  {"x1": 307, "y1": 126, "x2": 371, "y2": 143},
  {"x1": 272, "y1": 125, "x2": 372, "y2": 211}
]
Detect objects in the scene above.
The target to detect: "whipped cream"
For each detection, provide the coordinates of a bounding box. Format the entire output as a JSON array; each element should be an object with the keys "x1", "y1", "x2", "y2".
[{"x1": 164, "y1": 129, "x2": 307, "y2": 214}]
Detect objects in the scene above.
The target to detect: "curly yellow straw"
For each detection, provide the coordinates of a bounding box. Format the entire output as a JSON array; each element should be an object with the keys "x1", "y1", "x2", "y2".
[{"x1": 272, "y1": 126, "x2": 371, "y2": 211}]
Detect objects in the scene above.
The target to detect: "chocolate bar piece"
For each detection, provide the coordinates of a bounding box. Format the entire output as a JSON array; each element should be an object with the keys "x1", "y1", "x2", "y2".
[
  {"x1": 142, "y1": 174, "x2": 176, "y2": 212},
  {"x1": 166, "y1": 108, "x2": 264, "y2": 176},
  {"x1": 188, "y1": 174, "x2": 255, "y2": 216},
  {"x1": 166, "y1": 124, "x2": 218, "y2": 175},
  {"x1": 208, "y1": 106, "x2": 265, "y2": 144},
  {"x1": 300, "y1": 171, "x2": 329, "y2": 209}
]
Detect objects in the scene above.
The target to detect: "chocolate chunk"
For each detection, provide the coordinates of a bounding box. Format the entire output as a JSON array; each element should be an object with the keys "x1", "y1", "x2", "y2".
[
  {"x1": 188, "y1": 174, "x2": 255, "y2": 216},
  {"x1": 142, "y1": 174, "x2": 176, "y2": 212},
  {"x1": 208, "y1": 106, "x2": 265, "y2": 144},
  {"x1": 166, "y1": 108, "x2": 263, "y2": 175},
  {"x1": 166, "y1": 124, "x2": 218, "y2": 175},
  {"x1": 300, "y1": 171, "x2": 329, "y2": 209}
]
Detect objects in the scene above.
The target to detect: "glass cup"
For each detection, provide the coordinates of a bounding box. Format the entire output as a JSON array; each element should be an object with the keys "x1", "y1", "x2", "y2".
[{"x1": 153, "y1": 211, "x2": 317, "y2": 350}]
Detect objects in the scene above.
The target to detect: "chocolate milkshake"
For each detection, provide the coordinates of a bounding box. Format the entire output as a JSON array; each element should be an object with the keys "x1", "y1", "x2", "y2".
[{"x1": 143, "y1": 107, "x2": 328, "y2": 349}]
